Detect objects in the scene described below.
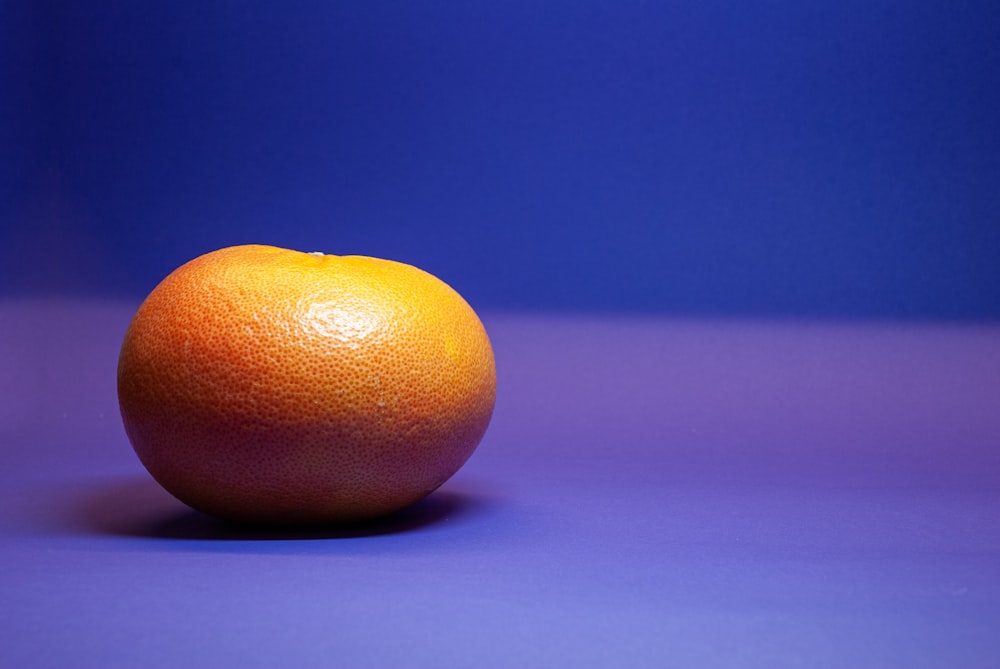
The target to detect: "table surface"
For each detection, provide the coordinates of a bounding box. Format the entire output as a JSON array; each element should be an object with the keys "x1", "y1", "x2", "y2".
[{"x1": 2, "y1": 299, "x2": 999, "y2": 668}]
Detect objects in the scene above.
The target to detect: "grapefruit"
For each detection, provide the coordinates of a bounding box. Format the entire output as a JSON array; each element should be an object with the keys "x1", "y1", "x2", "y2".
[{"x1": 117, "y1": 244, "x2": 496, "y2": 524}]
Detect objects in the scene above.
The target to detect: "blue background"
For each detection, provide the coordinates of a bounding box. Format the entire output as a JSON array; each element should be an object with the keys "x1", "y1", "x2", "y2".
[
  {"x1": 4, "y1": 5, "x2": 1000, "y2": 665},
  {"x1": 3, "y1": 0, "x2": 999, "y2": 318}
]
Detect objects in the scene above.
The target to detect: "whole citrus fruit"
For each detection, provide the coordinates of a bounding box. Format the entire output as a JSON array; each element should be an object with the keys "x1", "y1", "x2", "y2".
[{"x1": 117, "y1": 244, "x2": 496, "y2": 524}]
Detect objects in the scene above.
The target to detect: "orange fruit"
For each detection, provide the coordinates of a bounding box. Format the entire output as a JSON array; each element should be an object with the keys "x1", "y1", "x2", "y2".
[{"x1": 117, "y1": 244, "x2": 496, "y2": 524}]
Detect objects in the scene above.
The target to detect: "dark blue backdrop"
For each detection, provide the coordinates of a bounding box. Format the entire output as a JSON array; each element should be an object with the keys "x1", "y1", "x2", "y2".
[{"x1": 3, "y1": 0, "x2": 999, "y2": 318}]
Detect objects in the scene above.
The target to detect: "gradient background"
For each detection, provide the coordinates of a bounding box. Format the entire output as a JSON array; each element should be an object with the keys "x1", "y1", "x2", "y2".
[
  {"x1": 3, "y1": 0, "x2": 999, "y2": 318},
  {"x1": 4, "y1": 4, "x2": 1000, "y2": 667}
]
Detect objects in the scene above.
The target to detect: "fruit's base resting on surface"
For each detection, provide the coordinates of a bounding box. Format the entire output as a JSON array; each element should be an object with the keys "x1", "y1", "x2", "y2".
[
  {"x1": 138, "y1": 441, "x2": 469, "y2": 526},
  {"x1": 165, "y1": 484, "x2": 447, "y2": 527}
]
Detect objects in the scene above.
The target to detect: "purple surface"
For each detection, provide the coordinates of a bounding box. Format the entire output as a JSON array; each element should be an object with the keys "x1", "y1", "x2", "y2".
[{"x1": 2, "y1": 300, "x2": 1000, "y2": 667}]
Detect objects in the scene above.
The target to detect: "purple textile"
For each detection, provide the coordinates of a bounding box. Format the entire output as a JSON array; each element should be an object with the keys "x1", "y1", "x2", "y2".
[{"x1": 2, "y1": 300, "x2": 999, "y2": 667}]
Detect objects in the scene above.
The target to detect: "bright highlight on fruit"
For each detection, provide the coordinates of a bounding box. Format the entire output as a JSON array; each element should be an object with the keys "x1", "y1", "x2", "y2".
[{"x1": 117, "y1": 244, "x2": 496, "y2": 524}]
